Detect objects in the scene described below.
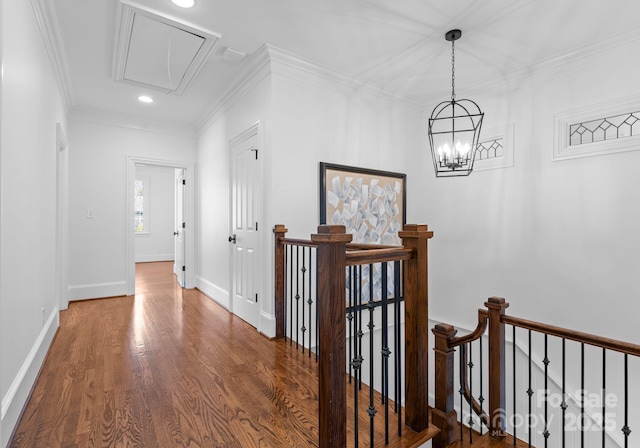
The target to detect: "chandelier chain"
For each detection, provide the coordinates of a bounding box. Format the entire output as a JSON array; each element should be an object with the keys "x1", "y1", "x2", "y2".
[{"x1": 451, "y1": 39, "x2": 456, "y2": 101}]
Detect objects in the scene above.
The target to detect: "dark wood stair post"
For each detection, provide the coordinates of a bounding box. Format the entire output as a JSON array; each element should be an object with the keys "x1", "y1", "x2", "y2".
[
  {"x1": 398, "y1": 224, "x2": 434, "y2": 432},
  {"x1": 273, "y1": 224, "x2": 288, "y2": 339},
  {"x1": 311, "y1": 225, "x2": 352, "y2": 448},
  {"x1": 486, "y1": 297, "x2": 509, "y2": 439},
  {"x1": 432, "y1": 323, "x2": 458, "y2": 448}
]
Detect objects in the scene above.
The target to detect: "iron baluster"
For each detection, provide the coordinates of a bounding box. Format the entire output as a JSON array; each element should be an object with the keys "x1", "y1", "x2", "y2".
[
  {"x1": 602, "y1": 348, "x2": 606, "y2": 448},
  {"x1": 469, "y1": 341, "x2": 474, "y2": 443},
  {"x1": 307, "y1": 248, "x2": 313, "y2": 358},
  {"x1": 581, "y1": 343, "x2": 585, "y2": 448},
  {"x1": 356, "y1": 265, "x2": 363, "y2": 389},
  {"x1": 381, "y1": 262, "x2": 390, "y2": 444},
  {"x1": 393, "y1": 260, "x2": 402, "y2": 436},
  {"x1": 479, "y1": 335, "x2": 484, "y2": 436},
  {"x1": 301, "y1": 247, "x2": 307, "y2": 353},
  {"x1": 623, "y1": 354, "x2": 630, "y2": 448},
  {"x1": 527, "y1": 329, "x2": 532, "y2": 448},
  {"x1": 513, "y1": 325, "x2": 517, "y2": 446},
  {"x1": 288, "y1": 245, "x2": 293, "y2": 345},
  {"x1": 543, "y1": 334, "x2": 550, "y2": 445},
  {"x1": 314, "y1": 248, "x2": 318, "y2": 362},
  {"x1": 562, "y1": 338, "x2": 567, "y2": 448},
  {"x1": 459, "y1": 345, "x2": 464, "y2": 442},
  {"x1": 348, "y1": 266, "x2": 353, "y2": 383},
  {"x1": 284, "y1": 244, "x2": 288, "y2": 342},
  {"x1": 295, "y1": 246, "x2": 300, "y2": 349},
  {"x1": 367, "y1": 290, "x2": 376, "y2": 447}
]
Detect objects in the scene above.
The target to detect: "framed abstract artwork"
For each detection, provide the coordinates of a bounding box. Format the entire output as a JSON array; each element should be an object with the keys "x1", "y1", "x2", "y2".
[
  {"x1": 319, "y1": 162, "x2": 406, "y2": 245},
  {"x1": 320, "y1": 162, "x2": 407, "y2": 302}
]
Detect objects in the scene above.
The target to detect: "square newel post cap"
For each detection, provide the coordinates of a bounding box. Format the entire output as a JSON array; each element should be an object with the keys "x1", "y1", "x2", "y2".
[
  {"x1": 273, "y1": 224, "x2": 288, "y2": 234},
  {"x1": 311, "y1": 225, "x2": 353, "y2": 244},
  {"x1": 485, "y1": 296, "x2": 509, "y2": 311},
  {"x1": 398, "y1": 224, "x2": 434, "y2": 239}
]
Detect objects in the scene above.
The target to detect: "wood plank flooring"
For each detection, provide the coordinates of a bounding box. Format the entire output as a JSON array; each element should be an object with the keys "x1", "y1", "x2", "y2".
[{"x1": 10, "y1": 262, "x2": 437, "y2": 447}]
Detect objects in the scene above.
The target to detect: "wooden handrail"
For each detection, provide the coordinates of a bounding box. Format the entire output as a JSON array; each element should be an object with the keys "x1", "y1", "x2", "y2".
[
  {"x1": 279, "y1": 237, "x2": 317, "y2": 248},
  {"x1": 345, "y1": 247, "x2": 414, "y2": 266},
  {"x1": 447, "y1": 309, "x2": 488, "y2": 348},
  {"x1": 502, "y1": 314, "x2": 640, "y2": 356}
]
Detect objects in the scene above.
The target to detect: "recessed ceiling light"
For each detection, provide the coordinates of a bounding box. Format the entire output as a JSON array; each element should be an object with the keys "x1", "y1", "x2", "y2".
[
  {"x1": 171, "y1": 0, "x2": 195, "y2": 8},
  {"x1": 138, "y1": 95, "x2": 154, "y2": 103}
]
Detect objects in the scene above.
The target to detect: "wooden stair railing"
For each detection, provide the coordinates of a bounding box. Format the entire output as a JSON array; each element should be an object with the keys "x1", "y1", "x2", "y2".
[
  {"x1": 433, "y1": 297, "x2": 640, "y2": 448},
  {"x1": 273, "y1": 224, "x2": 434, "y2": 448}
]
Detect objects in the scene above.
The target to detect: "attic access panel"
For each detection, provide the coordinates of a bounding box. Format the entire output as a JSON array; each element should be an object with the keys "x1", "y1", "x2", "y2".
[{"x1": 114, "y1": 0, "x2": 221, "y2": 95}]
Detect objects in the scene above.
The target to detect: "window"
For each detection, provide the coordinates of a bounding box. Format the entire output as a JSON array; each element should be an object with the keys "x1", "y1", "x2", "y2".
[
  {"x1": 554, "y1": 95, "x2": 640, "y2": 161},
  {"x1": 473, "y1": 124, "x2": 515, "y2": 171},
  {"x1": 135, "y1": 180, "x2": 144, "y2": 232}
]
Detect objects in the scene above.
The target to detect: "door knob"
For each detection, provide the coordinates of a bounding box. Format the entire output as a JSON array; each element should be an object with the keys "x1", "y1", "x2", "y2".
[
  {"x1": 173, "y1": 231, "x2": 179, "y2": 236},
  {"x1": 228, "y1": 234, "x2": 237, "y2": 243}
]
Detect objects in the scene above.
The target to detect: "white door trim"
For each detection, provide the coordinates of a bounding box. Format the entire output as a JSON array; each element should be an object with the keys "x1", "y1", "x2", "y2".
[
  {"x1": 126, "y1": 156, "x2": 195, "y2": 295},
  {"x1": 56, "y1": 123, "x2": 69, "y2": 310},
  {"x1": 229, "y1": 121, "x2": 264, "y2": 328}
]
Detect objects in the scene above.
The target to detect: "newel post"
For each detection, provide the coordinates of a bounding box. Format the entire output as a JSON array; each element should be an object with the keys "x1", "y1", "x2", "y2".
[
  {"x1": 486, "y1": 296, "x2": 509, "y2": 438},
  {"x1": 273, "y1": 225, "x2": 288, "y2": 339},
  {"x1": 398, "y1": 224, "x2": 434, "y2": 432},
  {"x1": 432, "y1": 324, "x2": 458, "y2": 448},
  {"x1": 311, "y1": 225, "x2": 352, "y2": 448}
]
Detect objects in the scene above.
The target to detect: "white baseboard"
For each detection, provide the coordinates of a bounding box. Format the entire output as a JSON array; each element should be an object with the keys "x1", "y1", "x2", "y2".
[
  {"x1": 135, "y1": 254, "x2": 174, "y2": 263},
  {"x1": 259, "y1": 311, "x2": 276, "y2": 338},
  {"x1": 68, "y1": 281, "x2": 127, "y2": 301},
  {"x1": 195, "y1": 276, "x2": 229, "y2": 309},
  {"x1": 1, "y1": 308, "x2": 59, "y2": 447}
]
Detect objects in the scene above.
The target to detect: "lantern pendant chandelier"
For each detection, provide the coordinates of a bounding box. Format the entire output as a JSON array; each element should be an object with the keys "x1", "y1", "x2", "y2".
[{"x1": 428, "y1": 29, "x2": 484, "y2": 177}]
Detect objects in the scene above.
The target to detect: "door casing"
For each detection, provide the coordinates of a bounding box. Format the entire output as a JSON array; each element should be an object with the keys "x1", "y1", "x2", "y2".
[{"x1": 126, "y1": 156, "x2": 194, "y2": 295}]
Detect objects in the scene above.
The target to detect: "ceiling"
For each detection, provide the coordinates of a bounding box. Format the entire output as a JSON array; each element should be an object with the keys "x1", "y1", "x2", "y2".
[{"x1": 52, "y1": 0, "x2": 640, "y2": 129}]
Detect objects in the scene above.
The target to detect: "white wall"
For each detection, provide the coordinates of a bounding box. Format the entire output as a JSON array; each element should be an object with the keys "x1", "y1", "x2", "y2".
[
  {"x1": 68, "y1": 117, "x2": 196, "y2": 300},
  {"x1": 0, "y1": 0, "x2": 68, "y2": 444},
  {"x1": 195, "y1": 75, "x2": 272, "y2": 314},
  {"x1": 134, "y1": 165, "x2": 176, "y2": 263},
  {"x1": 424, "y1": 40, "x2": 640, "y2": 345}
]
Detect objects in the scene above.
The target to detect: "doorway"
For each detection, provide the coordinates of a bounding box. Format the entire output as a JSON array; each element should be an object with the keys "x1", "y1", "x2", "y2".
[{"x1": 126, "y1": 156, "x2": 194, "y2": 295}]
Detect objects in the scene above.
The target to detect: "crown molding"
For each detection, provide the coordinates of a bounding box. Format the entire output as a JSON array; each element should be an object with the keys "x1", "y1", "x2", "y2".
[
  {"x1": 71, "y1": 106, "x2": 196, "y2": 138},
  {"x1": 29, "y1": 0, "x2": 74, "y2": 112},
  {"x1": 266, "y1": 45, "x2": 422, "y2": 111},
  {"x1": 195, "y1": 44, "x2": 272, "y2": 133},
  {"x1": 194, "y1": 43, "x2": 423, "y2": 133}
]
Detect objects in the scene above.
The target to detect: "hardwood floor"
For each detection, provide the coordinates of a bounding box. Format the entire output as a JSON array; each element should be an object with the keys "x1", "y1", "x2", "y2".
[{"x1": 10, "y1": 262, "x2": 436, "y2": 447}]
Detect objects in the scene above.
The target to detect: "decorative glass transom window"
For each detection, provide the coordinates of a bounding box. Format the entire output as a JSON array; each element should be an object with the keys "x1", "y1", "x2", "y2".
[
  {"x1": 554, "y1": 96, "x2": 640, "y2": 161},
  {"x1": 472, "y1": 124, "x2": 514, "y2": 171},
  {"x1": 135, "y1": 180, "x2": 144, "y2": 232},
  {"x1": 569, "y1": 112, "x2": 640, "y2": 146},
  {"x1": 476, "y1": 138, "x2": 504, "y2": 160}
]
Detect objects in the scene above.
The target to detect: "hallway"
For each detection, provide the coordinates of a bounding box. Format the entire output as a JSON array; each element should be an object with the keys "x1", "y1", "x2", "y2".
[{"x1": 10, "y1": 262, "x2": 321, "y2": 447}]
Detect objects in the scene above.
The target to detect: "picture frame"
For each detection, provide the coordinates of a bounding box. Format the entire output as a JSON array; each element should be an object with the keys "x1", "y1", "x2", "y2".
[
  {"x1": 319, "y1": 162, "x2": 407, "y2": 302},
  {"x1": 319, "y1": 162, "x2": 406, "y2": 245}
]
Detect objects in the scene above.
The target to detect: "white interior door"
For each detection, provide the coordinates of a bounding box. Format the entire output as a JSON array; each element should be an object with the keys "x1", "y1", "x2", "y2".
[
  {"x1": 175, "y1": 169, "x2": 185, "y2": 287},
  {"x1": 230, "y1": 126, "x2": 261, "y2": 328}
]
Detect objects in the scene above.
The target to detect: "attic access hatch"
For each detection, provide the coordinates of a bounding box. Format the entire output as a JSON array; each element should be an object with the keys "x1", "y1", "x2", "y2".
[{"x1": 113, "y1": 0, "x2": 221, "y2": 95}]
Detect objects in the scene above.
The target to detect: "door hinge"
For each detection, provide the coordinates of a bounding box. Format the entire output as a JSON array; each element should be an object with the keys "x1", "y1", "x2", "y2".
[
  {"x1": 182, "y1": 266, "x2": 186, "y2": 272},
  {"x1": 182, "y1": 179, "x2": 186, "y2": 185},
  {"x1": 255, "y1": 293, "x2": 258, "y2": 303},
  {"x1": 182, "y1": 222, "x2": 186, "y2": 228},
  {"x1": 255, "y1": 222, "x2": 258, "y2": 231},
  {"x1": 250, "y1": 148, "x2": 258, "y2": 160}
]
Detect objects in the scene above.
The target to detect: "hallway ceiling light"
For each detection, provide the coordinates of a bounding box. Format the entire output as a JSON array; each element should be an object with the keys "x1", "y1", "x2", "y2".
[
  {"x1": 428, "y1": 29, "x2": 484, "y2": 177},
  {"x1": 171, "y1": 0, "x2": 195, "y2": 8},
  {"x1": 138, "y1": 95, "x2": 154, "y2": 103}
]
